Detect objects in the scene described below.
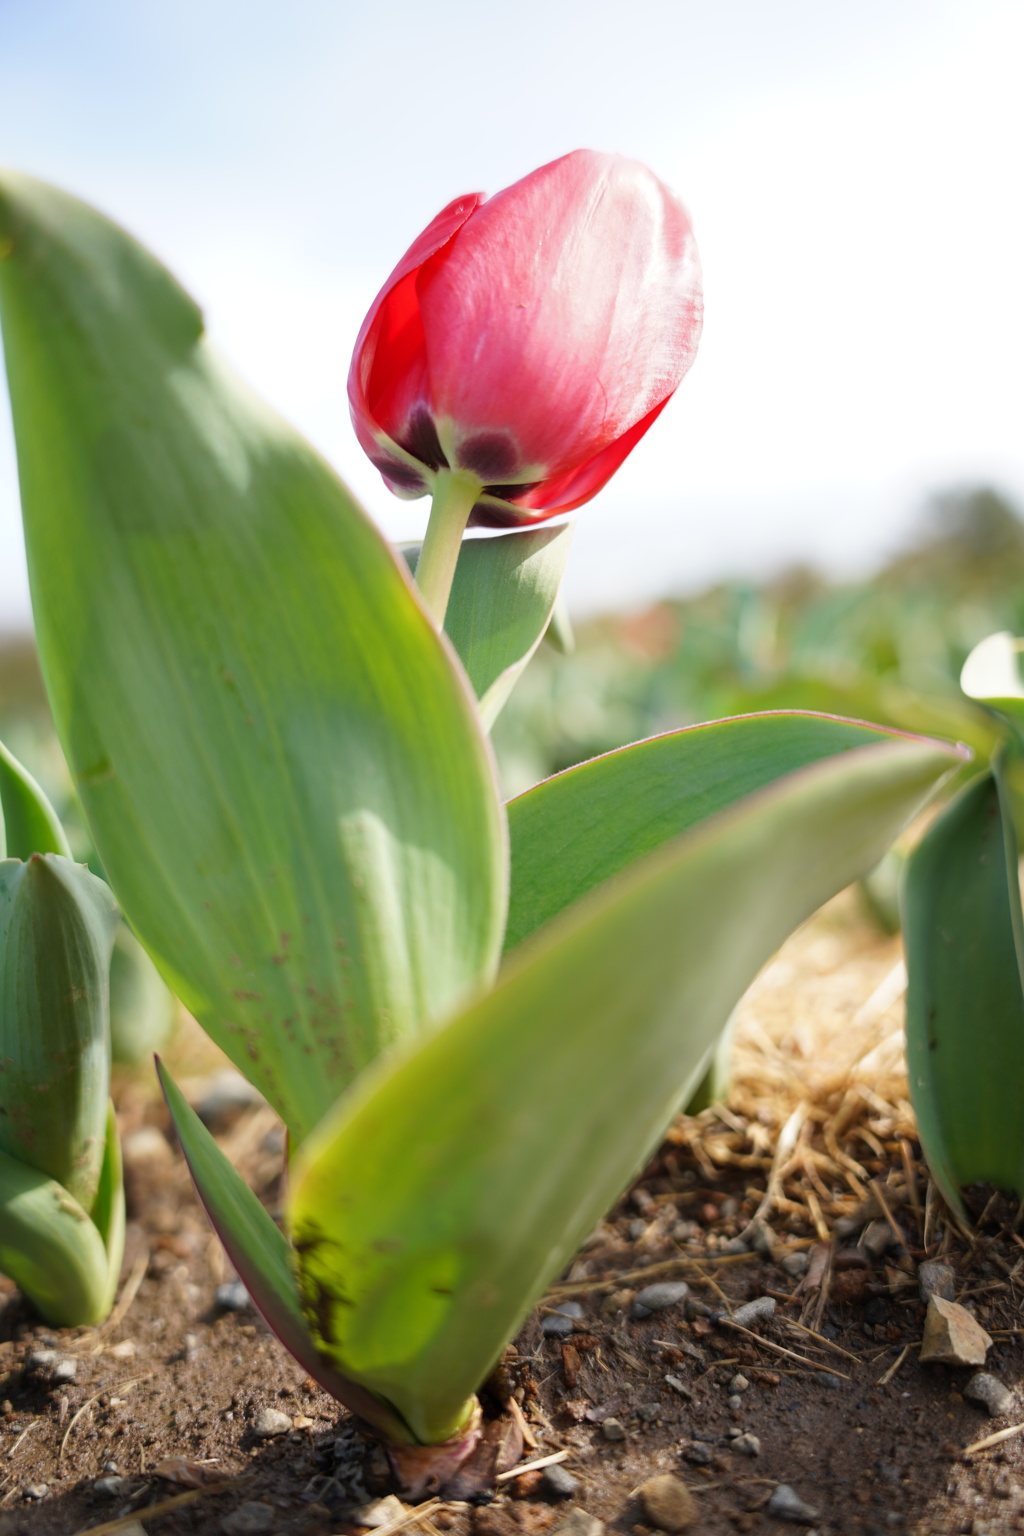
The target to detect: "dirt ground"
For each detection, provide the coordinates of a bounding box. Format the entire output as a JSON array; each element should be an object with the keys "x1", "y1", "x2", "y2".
[{"x1": 3, "y1": 891, "x2": 1023, "y2": 1536}]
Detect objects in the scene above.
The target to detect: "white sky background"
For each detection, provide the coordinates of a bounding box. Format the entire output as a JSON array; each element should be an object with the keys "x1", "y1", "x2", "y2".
[{"x1": 0, "y1": 0, "x2": 1022, "y2": 625}]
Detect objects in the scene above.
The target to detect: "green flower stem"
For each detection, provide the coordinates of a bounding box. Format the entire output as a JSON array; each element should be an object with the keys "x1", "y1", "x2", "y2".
[{"x1": 414, "y1": 472, "x2": 479, "y2": 626}]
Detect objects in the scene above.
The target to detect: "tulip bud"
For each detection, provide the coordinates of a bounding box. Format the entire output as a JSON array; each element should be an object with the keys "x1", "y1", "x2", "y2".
[{"x1": 349, "y1": 149, "x2": 702, "y2": 528}]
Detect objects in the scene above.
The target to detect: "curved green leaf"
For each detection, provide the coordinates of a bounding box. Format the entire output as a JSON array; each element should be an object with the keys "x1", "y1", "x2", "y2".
[
  {"x1": 157, "y1": 1060, "x2": 412, "y2": 1443},
  {"x1": 0, "y1": 170, "x2": 506, "y2": 1144},
  {"x1": 0, "y1": 854, "x2": 119, "y2": 1209},
  {"x1": 0, "y1": 1147, "x2": 112, "y2": 1326},
  {"x1": 0, "y1": 737, "x2": 70, "y2": 860},
  {"x1": 90, "y1": 1103, "x2": 126, "y2": 1314},
  {"x1": 290, "y1": 732, "x2": 960, "y2": 1445},
  {"x1": 903, "y1": 764, "x2": 1024, "y2": 1217},
  {"x1": 402, "y1": 525, "x2": 573, "y2": 730},
  {"x1": 506, "y1": 711, "x2": 914, "y2": 951}
]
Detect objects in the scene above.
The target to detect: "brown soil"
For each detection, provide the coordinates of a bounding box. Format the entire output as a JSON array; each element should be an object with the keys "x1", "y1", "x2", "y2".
[{"x1": 3, "y1": 893, "x2": 1023, "y2": 1536}]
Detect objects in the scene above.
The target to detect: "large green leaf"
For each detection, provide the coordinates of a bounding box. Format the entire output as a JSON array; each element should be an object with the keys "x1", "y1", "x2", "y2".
[
  {"x1": 505, "y1": 711, "x2": 912, "y2": 950},
  {"x1": 903, "y1": 764, "x2": 1024, "y2": 1219},
  {"x1": 0, "y1": 737, "x2": 71, "y2": 860},
  {"x1": 401, "y1": 525, "x2": 573, "y2": 730},
  {"x1": 157, "y1": 1061, "x2": 412, "y2": 1443},
  {"x1": 290, "y1": 732, "x2": 959, "y2": 1445},
  {"x1": 0, "y1": 854, "x2": 119, "y2": 1210},
  {"x1": 0, "y1": 171, "x2": 506, "y2": 1144},
  {"x1": 0, "y1": 1146, "x2": 113, "y2": 1327}
]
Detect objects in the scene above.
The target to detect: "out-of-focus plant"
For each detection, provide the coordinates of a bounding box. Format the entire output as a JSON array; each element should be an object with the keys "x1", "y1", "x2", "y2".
[
  {"x1": 903, "y1": 632, "x2": 1024, "y2": 1225},
  {"x1": 0, "y1": 740, "x2": 123, "y2": 1325},
  {"x1": 0, "y1": 166, "x2": 961, "y2": 1486}
]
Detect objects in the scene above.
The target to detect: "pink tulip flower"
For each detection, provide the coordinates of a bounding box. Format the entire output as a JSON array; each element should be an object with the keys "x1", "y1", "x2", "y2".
[{"x1": 349, "y1": 149, "x2": 703, "y2": 527}]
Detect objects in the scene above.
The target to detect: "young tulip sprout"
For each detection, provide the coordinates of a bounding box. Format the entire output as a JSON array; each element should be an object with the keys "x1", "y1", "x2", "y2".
[
  {"x1": 0, "y1": 166, "x2": 963, "y2": 1490},
  {"x1": 0, "y1": 741, "x2": 123, "y2": 1327}
]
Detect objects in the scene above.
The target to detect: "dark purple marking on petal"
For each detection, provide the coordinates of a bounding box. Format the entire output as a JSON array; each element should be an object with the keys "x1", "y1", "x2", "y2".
[
  {"x1": 397, "y1": 408, "x2": 449, "y2": 471},
  {"x1": 457, "y1": 432, "x2": 519, "y2": 481},
  {"x1": 370, "y1": 455, "x2": 427, "y2": 493},
  {"x1": 484, "y1": 480, "x2": 541, "y2": 500}
]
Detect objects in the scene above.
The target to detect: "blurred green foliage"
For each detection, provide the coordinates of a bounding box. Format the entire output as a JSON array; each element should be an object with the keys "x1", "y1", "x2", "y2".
[
  {"x1": 493, "y1": 486, "x2": 1024, "y2": 798},
  {"x1": 3, "y1": 483, "x2": 1023, "y2": 813}
]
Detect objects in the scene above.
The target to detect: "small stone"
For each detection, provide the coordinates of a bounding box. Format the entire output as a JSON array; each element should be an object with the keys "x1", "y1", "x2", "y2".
[
  {"x1": 549, "y1": 1508, "x2": 605, "y2": 1536},
  {"x1": 195, "y1": 1069, "x2": 266, "y2": 1132},
  {"x1": 860, "y1": 1220, "x2": 894, "y2": 1258},
  {"x1": 542, "y1": 1465, "x2": 578, "y2": 1499},
  {"x1": 726, "y1": 1394, "x2": 742, "y2": 1411},
  {"x1": 722, "y1": 1236, "x2": 749, "y2": 1255},
  {"x1": 964, "y1": 1372, "x2": 1014, "y2": 1418},
  {"x1": 353, "y1": 1496, "x2": 406, "y2": 1528},
  {"x1": 766, "y1": 1484, "x2": 820, "y2": 1524},
  {"x1": 781, "y1": 1251, "x2": 809, "y2": 1278},
  {"x1": 215, "y1": 1280, "x2": 252, "y2": 1313},
  {"x1": 817, "y1": 1372, "x2": 843, "y2": 1390},
  {"x1": 631, "y1": 1282, "x2": 690, "y2": 1320},
  {"x1": 731, "y1": 1296, "x2": 776, "y2": 1328},
  {"x1": 744, "y1": 1218, "x2": 778, "y2": 1254},
  {"x1": 252, "y1": 1406, "x2": 292, "y2": 1438},
  {"x1": 121, "y1": 1125, "x2": 173, "y2": 1166},
  {"x1": 93, "y1": 1476, "x2": 128, "y2": 1498},
  {"x1": 732, "y1": 1433, "x2": 761, "y2": 1457},
  {"x1": 918, "y1": 1261, "x2": 956, "y2": 1303},
  {"x1": 221, "y1": 1504, "x2": 275, "y2": 1536},
  {"x1": 23, "y1": 1485, "x2": 48, "y2": 1501},
  {"x1": 680, "y1": 1441, "x2": 713, "y2": 1466},
  {"x1": 993, "y1": 1469, "x2": 1015, "y2": 1499},
  {"x1": 601, "y1": 1289, "x2": 635, "y2": 1317},
  {"x1": 103, "y1": 1461, "x2": 119, "y2": 1475},
  {"x1": 601, "y1": 1417, "x2": 626, "y2": 1442},
  {"x1": 543, "y1": 1302, "x2": 584, "y2": 1336},
  {"x1": 638, "y1": 1474, "x2": 697, "y2": 1532},
  {"x1": 637, "y1": 1402, "x2": 662, "y2": 1422},
  {"x1": 729, "y1": 1374, "x2": 749, "y2": 1393},
  {"x1": 919, "y1": 1297, "x2": 992, "y2": 1367},
  {"x1": 108, "y1": 1339, "x2": 137, "y2": 1358}
]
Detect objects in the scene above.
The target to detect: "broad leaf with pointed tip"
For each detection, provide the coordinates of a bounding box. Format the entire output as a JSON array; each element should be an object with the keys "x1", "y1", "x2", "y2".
[
  {"x1": 903, "y1": 763, "x2": 1024, "y2": 1221},
  {"x1": 157, "y1": 1060, "x2": 412, "y2": 1443},
  {"x1": 505, "y1": 711, "x2": 911, "y2": 951},
  {"x1": 402, "y1": 525, "x2": 573, "y2": 730},
  {"x1": 0, "y1": 171, "x2": 506, "y2": 1145},
  {"x1": 290, "y1": 730, "x2": 960, "y2": 1445}
]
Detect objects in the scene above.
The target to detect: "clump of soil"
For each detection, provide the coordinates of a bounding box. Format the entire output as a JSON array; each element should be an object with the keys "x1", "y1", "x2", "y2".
[{"x1": 2, "y1": 893, "x2": 1022, "y2": 1536}]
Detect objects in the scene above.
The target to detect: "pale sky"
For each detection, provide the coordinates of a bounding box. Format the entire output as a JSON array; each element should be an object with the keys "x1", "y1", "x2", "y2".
[{"x1": 1, "y1": 0, "x2": 1022, "y2": 626}]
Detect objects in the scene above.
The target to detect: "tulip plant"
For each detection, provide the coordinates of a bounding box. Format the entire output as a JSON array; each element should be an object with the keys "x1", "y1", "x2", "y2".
[
  {"x1": 0, "y1": 740, "x2": 124, "y2": 1326},
  {"x1": 0, "y1": 157, "x2": 962, "y2": 1486},
  {"x1": 903, "y1": 631, "x2": 1024, "y2": 1226}
]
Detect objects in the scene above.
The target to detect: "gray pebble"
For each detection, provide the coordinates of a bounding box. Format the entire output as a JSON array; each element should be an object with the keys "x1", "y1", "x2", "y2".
[
  {"x1": 782, "y1": 1251, "x2": 809, "y2": 1278},
  {"x1": 680, "y1": 1441, "x2": 713, "y2": 1465},
  {"x1": 23, "y1": 1485, "x2": 48, "y2": 1501},
  {"x1": 817, "y1": 1373, "x2": 844, "y2": 1390},
  {"x1": 732, "y1": 1433, "x2": 761, "y2": 1457},
  {"x1": 725, "y1": 1424, "x2": 743, "y2": 1438},
  {"x1": 636, "y1": 1402, "x2": 662, "y2": 1421},
  {"x1": 252, "y1": 1406, "x2": 292, "y2": 1438},
  {"x1": 918, "y1": 1260, "x2": 956, "y2": 1303},
  {"x1": 631, "y1": 1281, "x2": 689, "y2": 1319},
  {"x1": 731, "y1": 1296, "x2": 776, "y2": 1328},
  {"x1": 24, "y1": 1349, "x2": 77, "y2": 1384},
  {"x1": 542, "y1": 1301, "x2": 584, "y2": 1337},
  {"x1": 93, "y1": 1476, "x2": 128, "y2": 1498},
  {"x1": 671, "y1": 1220, "x2": 700, "y2": 1242},
  {"x1": 721, "y1": 1236, "x2": 749, "y2": 1255},
  {"x1": 860, "y1": 1219, "x2": 894, "y2": 1258},
  {"x1": 627, "y1": 1218, "x2": 648, "y2": 1240},
  {"x1": 542, "y1": 1464, "x2": 578, "y2": 1499},
  {"x1": 726, "y1": 1394, "x2": 742, "y2": 1411},
  {"x1": 196, "y1": 1069, "x2": 266, "y2": 1133},
  {"x1": 964, "y1": 1372, "x2": 1014, "y2": 1418},
  {"x1": 729, "y1": 1374, "x2": 749, "y2": 1393},
  {"x1": 221, "y1": 1503, "x2": 276, "y2": 1536},
  {"x1": 766, "y1": 1484, "x2": 820, "y2": 1523},
  {"x1": 601, "y1": 1417, "x2": 626, "y2": 1441},
  {"x1": 215, "y1": 1280, "x2": 252, "y2": 1313}
]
